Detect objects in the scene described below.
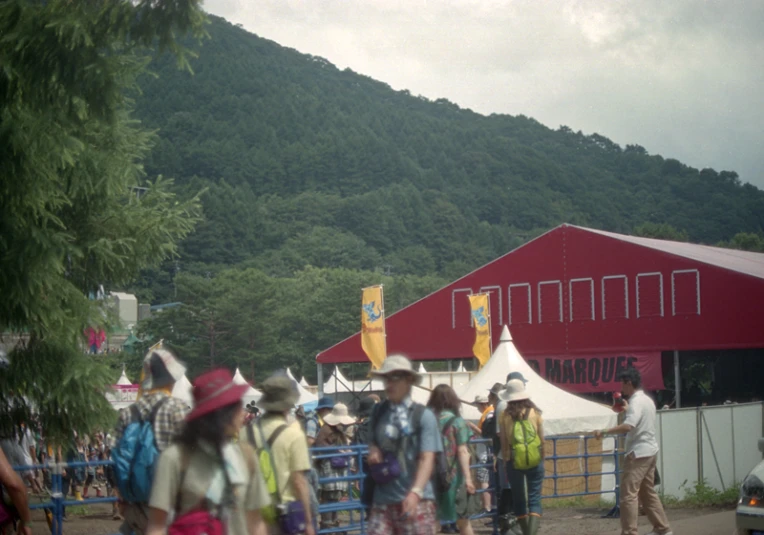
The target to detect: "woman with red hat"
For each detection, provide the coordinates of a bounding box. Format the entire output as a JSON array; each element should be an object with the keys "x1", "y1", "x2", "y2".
[{"x1": 145, "y1": 369, "x2": 271, "y2": 535}]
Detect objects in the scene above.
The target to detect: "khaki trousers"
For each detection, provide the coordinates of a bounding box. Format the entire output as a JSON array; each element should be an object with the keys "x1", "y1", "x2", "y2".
[{"x1": 620, "y1": 453, "x2": 670, "y2": 535}]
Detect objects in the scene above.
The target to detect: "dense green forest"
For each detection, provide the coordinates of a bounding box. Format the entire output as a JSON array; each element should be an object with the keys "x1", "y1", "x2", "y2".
[{"x1": 123, "y1": 15, "x2": 764, "y2": 381}]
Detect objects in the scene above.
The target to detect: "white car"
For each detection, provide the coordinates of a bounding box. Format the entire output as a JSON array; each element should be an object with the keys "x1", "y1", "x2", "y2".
[{"x1": 737, "y1": 438, "x2": 764, "y2": 535}]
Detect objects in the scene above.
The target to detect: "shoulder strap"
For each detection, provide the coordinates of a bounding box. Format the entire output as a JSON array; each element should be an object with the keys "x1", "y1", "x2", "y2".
[
  {"x1": 442, "y1": 415, "x2": 458, "y2": 432},
  {"x1": 369, "y1": 400, "x2": 389, "y2": 444},
  {"x1": 267, "y1": 425, "x2": 288, "y2": 448},
  {"x1": 148, "y1": 396, "x2": 170, "y2": 425},
  {"x1": 257, "y1": 420, "x2": 286, "y2": 504},
  {"x1": 246, "y1": 423, "x2": 255, "y2": 446}
]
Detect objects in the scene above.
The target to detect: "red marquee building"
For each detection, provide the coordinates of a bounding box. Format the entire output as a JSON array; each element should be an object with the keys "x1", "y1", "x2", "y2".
[{"x1": 316, "y1": 225, "x2": 764, "y2": 400}]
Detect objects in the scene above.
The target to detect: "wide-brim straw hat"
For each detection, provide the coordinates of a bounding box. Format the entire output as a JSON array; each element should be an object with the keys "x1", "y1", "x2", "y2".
[
  {"x1": 258, "y1": 375, "x2": 300, "y2": 412},
  {"x1": 186, "y1": 369, "x2": 250, "y2": 421},
  {"x1": 500, "y1": 379, "x2": 530, "y2": 402},
  {"x1": 323, "y1": 403, "x2": 356, "y2": 427},
  {"x1": 369, "y1": 355, "x2": 422, "y2": 385}
]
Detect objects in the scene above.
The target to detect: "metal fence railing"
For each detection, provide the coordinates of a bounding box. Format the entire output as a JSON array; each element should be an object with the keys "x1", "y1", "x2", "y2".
[{"x1": 9, "y1": 435, "x2": 624, "y2": 535}]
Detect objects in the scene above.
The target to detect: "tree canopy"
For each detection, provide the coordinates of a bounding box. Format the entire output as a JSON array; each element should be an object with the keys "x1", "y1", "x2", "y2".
[{"x1": 0, "y1": 0, "x2": 205, "y2": 443}]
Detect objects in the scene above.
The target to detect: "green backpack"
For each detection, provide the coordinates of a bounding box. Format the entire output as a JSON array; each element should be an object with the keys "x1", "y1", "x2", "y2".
[
  {"x1": 247, "y1": 421, "x2": 288, "y2": 524},
  {"x1": 511, "y1": 408, "x2": 541, "y2": 470}
]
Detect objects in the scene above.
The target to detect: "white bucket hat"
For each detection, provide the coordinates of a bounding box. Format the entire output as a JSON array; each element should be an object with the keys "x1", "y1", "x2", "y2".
[
  {"x1": 323, "y1": 403, "x2": 356, "y2": 427},
  {"x1": 500, "y1": 379, "x2": 530, "y2": 402},
  {"x1": 474, "y1": 394, "x2": 489, "y2": 404},
  {"x1": 369, "y1": 355, "x2": 422, "y2": 386}
]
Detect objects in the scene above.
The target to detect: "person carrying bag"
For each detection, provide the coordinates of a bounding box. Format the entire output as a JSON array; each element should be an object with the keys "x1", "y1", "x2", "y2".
[{"x1": 145, "y1": 369, "x2": 271, "y2": 535}]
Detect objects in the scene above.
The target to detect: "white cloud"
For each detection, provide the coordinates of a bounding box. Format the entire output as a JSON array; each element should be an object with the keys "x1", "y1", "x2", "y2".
[{"x1": 204, "y1": 0, "x2": 764, "y2": 187}]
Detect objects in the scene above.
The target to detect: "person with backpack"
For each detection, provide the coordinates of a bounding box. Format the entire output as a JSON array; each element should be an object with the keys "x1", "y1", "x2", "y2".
[
  {"x1": 305, "y1": 397, "x2": 334, "y2": 447},
  {"x1": 242, "y1": 374, "x2": 315, "y2": 535},
  {"x1": 314, "y1": 403, "x2": 355, "y2": 532},
  {"x1": 427, "y1": 385, "x2": 477, "y2": 535},
  {"x1": 113, "y1": 349, "x2": 190, "y2": 535},
  {"x1": 145, "y1": 368, "x2": 270, "y2": 535},
  {"x1": 498, "y1": 379, "x2": 544, "y2": 535},
  {"x1": 366, "y1": 355, "x2": 442, "y2": 535}
]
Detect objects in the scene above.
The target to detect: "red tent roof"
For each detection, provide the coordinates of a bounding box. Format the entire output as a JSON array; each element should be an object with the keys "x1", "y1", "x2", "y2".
[{"x1": 316, "y1": 224, "x2": 764, "y2": 364}]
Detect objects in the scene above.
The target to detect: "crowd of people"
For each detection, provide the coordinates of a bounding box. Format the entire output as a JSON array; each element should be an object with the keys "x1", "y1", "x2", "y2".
[{"x1": 0, "y1": 347, "x2": 674, "y2": 535}]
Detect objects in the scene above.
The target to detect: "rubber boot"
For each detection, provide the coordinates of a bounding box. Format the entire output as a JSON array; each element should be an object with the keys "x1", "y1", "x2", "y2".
[
  {"x1": 528, "y1": 515, "x2": 540, "y2": 535},
  {"x1": 516, "y1": 516, "x2": 530, "y2": 535}
]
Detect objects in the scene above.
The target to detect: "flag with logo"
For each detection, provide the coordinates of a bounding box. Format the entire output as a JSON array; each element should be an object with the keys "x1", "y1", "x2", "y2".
[
  {"x1": 469, "y1": 293, "x2": 492, "y2": 368},
  {"x1": 361, "y1": 285, "x2": 386, "y2": 370}
]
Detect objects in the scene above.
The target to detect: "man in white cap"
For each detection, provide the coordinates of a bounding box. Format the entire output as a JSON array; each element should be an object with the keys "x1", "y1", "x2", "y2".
[
  {"x1": 114, "y1": 348, "x2": 189, "y2": 535},
  {"x1": 366, "y1": 355, "x2": 443, "y2": 535}
]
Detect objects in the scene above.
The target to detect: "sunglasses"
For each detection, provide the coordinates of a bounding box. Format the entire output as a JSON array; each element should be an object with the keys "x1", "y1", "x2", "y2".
[{"x1": 384, "y1": 373, "x2": 410, "y2": 383}]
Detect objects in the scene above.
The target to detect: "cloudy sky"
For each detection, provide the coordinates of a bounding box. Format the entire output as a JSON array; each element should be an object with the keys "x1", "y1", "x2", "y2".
[{"x1": 205, "y1": 0, "x2": 764, "y2": 188}]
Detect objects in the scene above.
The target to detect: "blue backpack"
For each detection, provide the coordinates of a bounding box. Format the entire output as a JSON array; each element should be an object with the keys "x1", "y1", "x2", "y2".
[{"x1": 112, "y1": 397, "x2": 169, "y2": 503}]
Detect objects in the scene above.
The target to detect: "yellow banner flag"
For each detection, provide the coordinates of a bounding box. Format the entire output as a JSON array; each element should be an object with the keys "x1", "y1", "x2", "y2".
[
  {"x1": 469, "y1": 293, "x2": 492, "y2": 368},
  {"x1": 361, "y1": 285, "x2": 386, "y2": 370}
]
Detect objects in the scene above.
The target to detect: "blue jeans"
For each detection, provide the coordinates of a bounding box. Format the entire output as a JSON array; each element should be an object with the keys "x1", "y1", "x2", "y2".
[{"x1": 506, "y1": 460, "x2": 544, "y2": 517}]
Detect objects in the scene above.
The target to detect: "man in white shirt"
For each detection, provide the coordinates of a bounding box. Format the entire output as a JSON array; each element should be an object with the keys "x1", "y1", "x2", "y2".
[{"x1": 595, "y1": 368, "x2": 672, "y2": 535}]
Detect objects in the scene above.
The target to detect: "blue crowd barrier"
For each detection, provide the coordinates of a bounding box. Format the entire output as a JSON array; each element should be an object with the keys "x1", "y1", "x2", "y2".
[{"x1": 10, "y1": 435, "x2": 623, "y2": 534}]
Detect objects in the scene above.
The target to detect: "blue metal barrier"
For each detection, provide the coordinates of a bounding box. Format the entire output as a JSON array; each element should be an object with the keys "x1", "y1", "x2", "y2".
[{"x1": 11, "y1": 435, "x2": 623, "y2": 534}]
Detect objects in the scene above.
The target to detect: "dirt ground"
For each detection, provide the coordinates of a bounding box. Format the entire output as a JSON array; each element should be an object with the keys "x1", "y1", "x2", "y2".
[{"x1": 30, "y1": 502, "x2": 737, "y2": 535}]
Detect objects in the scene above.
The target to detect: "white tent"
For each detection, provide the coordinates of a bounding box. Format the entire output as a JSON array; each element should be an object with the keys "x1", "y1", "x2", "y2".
[
  {"x1": 456, "y1": 361, "x2": 466, "y2": 373},
  {"x1": 116, "y1": 367, "x2": 132, "y2": 386},
  {"x1": 323, "y1": 366, "x2": 384, "y2": 393},
  {"x1": 171, "y1": 375, "x2": 194, "y2": 406},
  {"x1": 299, "y1": 376, "x2": 311, "y2": 388},
  {"x1": 282, "y1": 368, "x2": 318, "y2": 407},
  {"x1": 233, "y1": 368, "x2": 262, "y2": 404},
  {"x1": 457, "y1": 326, "x2": 618, "y2": 436},
  {"x1": 417, "y1": 362, "x2": 427, "y2": 374},
  {"x1": 323, "y1": 367, "x2": 351, "y2": 394}
]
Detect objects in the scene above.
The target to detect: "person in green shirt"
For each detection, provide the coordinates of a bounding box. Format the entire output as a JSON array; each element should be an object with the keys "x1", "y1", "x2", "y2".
[{"x1": 427, "y1": 384, "x2": 477, "y2": 535}]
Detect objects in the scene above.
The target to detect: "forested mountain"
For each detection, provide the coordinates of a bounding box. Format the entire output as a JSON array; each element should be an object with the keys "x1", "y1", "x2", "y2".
[{"x1": 126, "y1": 15, "x2": 764, "y2": 379}]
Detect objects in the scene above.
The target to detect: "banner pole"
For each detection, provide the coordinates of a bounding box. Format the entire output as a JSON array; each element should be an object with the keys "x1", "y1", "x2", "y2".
[{"x1": 673, "y1": 350, "x2": 681, "y2": 408}]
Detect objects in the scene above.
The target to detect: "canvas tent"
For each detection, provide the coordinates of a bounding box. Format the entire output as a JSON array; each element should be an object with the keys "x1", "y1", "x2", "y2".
[
  {"x1": 283, "y1": 368, "x2": 318, "y2": 408},
  {"x1": 233, "y1": 368, "x2": 262, "y2": 405},
  {"x1": 299, "y1": 376, "x2": 311, "y2": 388},
  {"x1": 458, "y1": 326, "x2": 618, "y2": 436},
  {"x1": 323, "y1": 367, "x2": 383, "y2": 394},
  {"x1": 172, "y1": 375, "x2": 194, "y2": 406},
  {"x1": 116, "y1": 367, "x2": 132, "y2": 386},
  {"x1": 417, "y1": 363, "x2": 427, "y2": 373}
]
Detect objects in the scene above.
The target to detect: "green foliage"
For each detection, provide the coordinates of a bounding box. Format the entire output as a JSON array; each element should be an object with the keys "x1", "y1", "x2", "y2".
[
  {"x1": 633, "y1": 223, "x2": 690, "y2": 241},
  {"x1": 0, "y1": 340, "x2": 117, "y2": 447},
  {"x1": 125, "y1": 15, "x2": 764, "y2": 306},
  {"x1": 662, "y1": 479, "x2": 740, "y2": 508},
  {"x1": 0, "y1": 0, "x2": 206, "y2": 441},
  {"x1": 138, "y1": 266, "x2": 446, "y2": 381},
  {"x1": 718, "y1": 232, "x2": 764, "y2": 252}
]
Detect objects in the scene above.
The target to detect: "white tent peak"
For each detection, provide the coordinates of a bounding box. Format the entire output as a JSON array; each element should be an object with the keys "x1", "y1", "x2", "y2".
[
  {"x1": 456, "y1": 325, "x2": 616, "y2": 435},
  {"x1": 299, "y1": 376, "x2": 310, "y2": 388},
  {"x1": 499, "y1": 324, "x2": 513, "y2": 342},
  {"x1": 281, "y1": 367, "x2": 317, "y2": 406},
  {"x1": 456, "y1": 361, "x2": 466, "y2": 373},
  {"x1": 233, "y1": 368, "x2": 249, "y2": 385},
  {"x1": 172, "y1": 375, "x2": 194, "y2": 405},
  {"x1": 116, "y1": 366, "x2": 132, "y2": 386},
  {"x1": 324, "y1": 367, "x2": 352, "y2": 394},
  {"x1": 417, "y1": 362, "x2": 427, "y2": 373}
]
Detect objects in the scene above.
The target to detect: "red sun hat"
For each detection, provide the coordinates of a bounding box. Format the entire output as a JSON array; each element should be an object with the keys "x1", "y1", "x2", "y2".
[{"x1": 186, "y1": 368, "x2": 250, "y2": 422}]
